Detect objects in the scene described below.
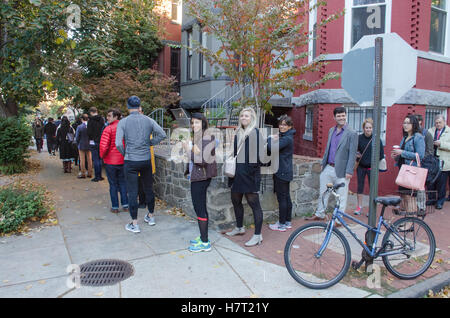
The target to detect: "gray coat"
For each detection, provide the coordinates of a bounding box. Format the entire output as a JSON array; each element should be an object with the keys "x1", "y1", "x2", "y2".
[{"x1": 321, "y1": 126, "x2": 358, "y2": 178}]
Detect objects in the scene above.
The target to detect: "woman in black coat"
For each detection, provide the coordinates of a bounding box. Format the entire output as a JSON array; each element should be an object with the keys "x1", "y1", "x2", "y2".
[
  {"x1": 56, "y1": 116, "x2": 76, "y2": 173},
  {"x1": 267, "y1": 115, "x2": 296, "y2": 232},
  {"x1": 225, "y1": 107, "x2": 264, "y2": 247}
]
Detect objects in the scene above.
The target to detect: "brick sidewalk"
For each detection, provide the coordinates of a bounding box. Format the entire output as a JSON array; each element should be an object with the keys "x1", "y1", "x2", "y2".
[{"x1": 224, "y1": 193, "x2": 450, "y2": 296}]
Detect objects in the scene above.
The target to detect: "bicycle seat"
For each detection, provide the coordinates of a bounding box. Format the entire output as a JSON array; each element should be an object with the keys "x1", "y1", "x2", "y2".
[{"x1": 375, "y1": 196, "x2": 401, "y2": 206}]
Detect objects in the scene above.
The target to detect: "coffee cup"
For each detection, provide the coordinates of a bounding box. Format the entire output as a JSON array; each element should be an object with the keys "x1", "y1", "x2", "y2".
[{"x1": 393, "y1": 145, "x2": 400, "y2": 149}]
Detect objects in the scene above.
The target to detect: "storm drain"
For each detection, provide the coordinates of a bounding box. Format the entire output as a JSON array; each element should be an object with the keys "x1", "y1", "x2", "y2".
[{"x1": 79, "y1": 259, "x2": 134, "y2": 287}]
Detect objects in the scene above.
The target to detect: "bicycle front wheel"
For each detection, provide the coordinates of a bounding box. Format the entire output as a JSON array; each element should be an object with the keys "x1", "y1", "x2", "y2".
[
  {"x1": 382, "y1": 217, "x2": 436, "y2": 280},
  {"x1": 284, "y1": 222, "x2": 351, "y2": 289}
]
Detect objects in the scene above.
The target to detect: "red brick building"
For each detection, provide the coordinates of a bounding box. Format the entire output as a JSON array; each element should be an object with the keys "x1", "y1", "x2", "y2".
[
  {"x1": 285, "y1": 0, "x2": 450, "y2": 195},
  {"x1": 154, "y1": 0, "x2": 182, "y2": 90}
]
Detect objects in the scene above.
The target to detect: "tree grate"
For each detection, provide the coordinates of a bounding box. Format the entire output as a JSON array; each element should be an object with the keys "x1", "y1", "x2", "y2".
[{"x1": 79, "y1": 259, "x2": 134, "y2": 287}]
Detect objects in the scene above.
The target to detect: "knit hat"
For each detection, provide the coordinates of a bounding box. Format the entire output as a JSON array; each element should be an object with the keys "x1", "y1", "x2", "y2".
[{"x1": 127, "y1": 96, "x2": 141, "y2": 109}]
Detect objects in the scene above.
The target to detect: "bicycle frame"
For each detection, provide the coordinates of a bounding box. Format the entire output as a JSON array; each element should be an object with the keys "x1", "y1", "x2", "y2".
[{"x1": 316, "y1": 193, "x2": 414, "y2": 259}]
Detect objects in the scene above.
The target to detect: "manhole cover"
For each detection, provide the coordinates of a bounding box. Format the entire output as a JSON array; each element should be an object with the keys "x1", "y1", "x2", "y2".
[{"x1": 79, "y1": 259, "x2": 134, "y2": 287}]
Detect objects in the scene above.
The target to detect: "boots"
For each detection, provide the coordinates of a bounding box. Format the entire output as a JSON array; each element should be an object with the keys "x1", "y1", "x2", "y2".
[
  {"x1": 67, "y1": 161, "x2": 72, "y2": 173},
  {"x1": 63, "y1": 161, "x2": 68, "y2": 173}
]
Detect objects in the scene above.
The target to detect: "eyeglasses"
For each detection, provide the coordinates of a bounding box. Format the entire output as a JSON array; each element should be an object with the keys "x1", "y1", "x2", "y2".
[{"x1": 403, "y1": 122, "x2": 412, "y2": 125}]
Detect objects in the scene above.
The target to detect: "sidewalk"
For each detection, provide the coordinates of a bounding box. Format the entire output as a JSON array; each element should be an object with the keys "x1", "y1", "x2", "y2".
[{"x1": 0, "y1": 150, "x2": 448, "y2": 298}]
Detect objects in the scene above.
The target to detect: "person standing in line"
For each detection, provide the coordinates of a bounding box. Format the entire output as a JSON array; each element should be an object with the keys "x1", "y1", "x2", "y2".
[
  {"x1": 354, "y1": 118, "x2": 385, "y2": 215},
  {"x1": 115, "y1": 96, "x2": 166, "y2": 234},
  {"x1": 72, "y1": 116, "x2": 82, "y2": 168},
  {"x1": 75, "y1": 114, "x2": 93, "y2": 179},
  {"x1": 267, "y1": 115, "x2": 296, "y2": 232},
  {"x1": 182, "y1": 113, "x2": 217, "y2": 252},
  {"x1": 100, "y1": 109, "x2": 129, "y2": 214},
  {"x1": 56, "y1": 116, "x2": 76, "y2": 173},
  {"x1": 416, "y1": 114, "x2": 434, "y2": 157},
  {"x1": 225, "y1": 107, "x2": 265, "y2": 247},
  {"x1": 44, "y1": 117, "x2": 57, "y2": 156},
  {"x1": 427, "y1": 114, "x2": 450, "y2": 209},
  {"x1": 87, "y1": 107, "x2": 105, "y2": 182},
  {"x1": 391, "y1": 115, "x2": 425, "y2": 211},
  {"x1": 32, "y1": 117, "x2": 45, "y2": 153},
  {"x1": 305, "y1": 107, "x2": 358, "y2": 224}
]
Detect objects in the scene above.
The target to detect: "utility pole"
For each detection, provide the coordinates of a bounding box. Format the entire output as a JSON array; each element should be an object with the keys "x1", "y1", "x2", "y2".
[{"x1": 366, "y1": 37, "x2": 383, "y2": 270}]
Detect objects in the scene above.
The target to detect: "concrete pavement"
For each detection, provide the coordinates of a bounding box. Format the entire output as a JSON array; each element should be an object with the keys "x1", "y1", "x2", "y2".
[{"x1": 0, "y1": 150, "x2": 376, "y2": 298}]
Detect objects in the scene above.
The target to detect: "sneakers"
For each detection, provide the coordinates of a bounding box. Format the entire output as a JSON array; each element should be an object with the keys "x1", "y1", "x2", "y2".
[
  {"x1": 225, "y1": 227, "x2": 245, "y2": 236},
  {"x1": 285, "y1": 221, "x2": 292, "y2": 229},
  {"x1": 144, "y1": 214, "x2": 156, "y2": 226},
  {"x1": 269, "y1": 222, "x2": 287, "y2": 232},
  {"x1": 354, "y1": 206, "x2": 362, "y2": 215},
  {"x1": 125, "y1": 223, "x2": 140, "y2": 233},
  {"x1": 110, "y1": 208, "x2": 119, "y2": 214},
  {"x1": 245, "y1": 234, "x2": 263, "y2": 247},
  {"x1": 189, "y1": 240, "x2": 212, "y2": 252},
  {"x1": 190, "y1": 236, "x2": 201, "y2": 245}
]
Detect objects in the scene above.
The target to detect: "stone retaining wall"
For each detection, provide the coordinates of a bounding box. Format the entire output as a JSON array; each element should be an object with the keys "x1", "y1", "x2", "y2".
[{"x1": 153, "y1": 150, "x2": 323, "y2": 230}]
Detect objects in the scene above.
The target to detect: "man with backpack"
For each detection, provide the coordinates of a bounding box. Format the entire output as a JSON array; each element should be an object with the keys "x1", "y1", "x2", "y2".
[{"x1": 428, "y1": 115, "x2": 450, "y2": 209}]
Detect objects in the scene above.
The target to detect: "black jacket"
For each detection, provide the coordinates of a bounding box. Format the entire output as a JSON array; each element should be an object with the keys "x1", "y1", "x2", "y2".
[
  {"x1": 44, "y1": 122, "x2": 57, "y2": 139},
  {"x1": 87, "y1": 115, "x2": 105, "y2": 145},
  {"x1": 267, "y1": 129, "x2": 296, "y2": 182},
  {"x1": 356, "y1": 133, "x2": 385, "y2": 168},
  {"x1": 229, "y1": 128, "x2": 263, "y2": 193}
]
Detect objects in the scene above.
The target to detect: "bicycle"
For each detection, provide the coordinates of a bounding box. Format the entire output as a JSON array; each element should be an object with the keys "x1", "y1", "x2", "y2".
[{"x1": 284, "y1": 182, "x2": 436, "y2": 289}]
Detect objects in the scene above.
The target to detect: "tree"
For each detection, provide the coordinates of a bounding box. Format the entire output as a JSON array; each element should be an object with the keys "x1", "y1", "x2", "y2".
[
  {"x1": 0, "y1": 0, "x2": 165, "y2": 117},
  {"x1": 184, "y1": 0, "x2": 343, "y2": 119},
  {"x1": 81, "y1": 68, "x2": 180, "y2": 115}
]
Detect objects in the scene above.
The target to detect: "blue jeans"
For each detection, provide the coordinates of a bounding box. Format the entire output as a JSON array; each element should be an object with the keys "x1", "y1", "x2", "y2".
[
  {"x1": 90, "y1": 144, "x2": 102, "y2": 179},
  {"x1": 124, "y1": 160, "x2": 154, "y2": 220},
  {"x1": 105, "y1": 164, "x2": 128, "y2": 209}
]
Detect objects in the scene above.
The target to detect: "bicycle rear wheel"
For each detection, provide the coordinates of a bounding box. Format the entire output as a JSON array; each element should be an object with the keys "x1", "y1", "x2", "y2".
[
  {"x1": 382, "y1": 217, "x2": 436, "y2": 280},
  {"x1": 284, "y1": 222, "x2": 351, "y2": 289}
]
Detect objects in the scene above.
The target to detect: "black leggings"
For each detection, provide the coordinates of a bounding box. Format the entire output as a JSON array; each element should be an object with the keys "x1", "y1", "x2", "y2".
[
  {"x1": 274, "y1": 176, "x2": 292, "y2": 224},
  {"x1": 231, "y1": 192, "x2": 263, "y2": 235},
  {"x1": 191, "y1": 179, "x2": 211, "y2": 243}
]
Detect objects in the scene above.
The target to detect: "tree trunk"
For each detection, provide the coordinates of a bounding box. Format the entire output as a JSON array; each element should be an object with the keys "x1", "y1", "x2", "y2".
[{"x1": 0, "y1": 98, "x2": 18, "y2": 117}]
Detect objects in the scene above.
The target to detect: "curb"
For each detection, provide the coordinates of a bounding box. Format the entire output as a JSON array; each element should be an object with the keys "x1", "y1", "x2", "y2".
[{"x1": 387, "y1": 271, "x2": 450, "y2": 298}]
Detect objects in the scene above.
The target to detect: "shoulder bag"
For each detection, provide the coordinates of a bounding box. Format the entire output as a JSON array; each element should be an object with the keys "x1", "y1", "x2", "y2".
[{"x1": 224, "y1": 135, "x2": 246, "y2": 178}]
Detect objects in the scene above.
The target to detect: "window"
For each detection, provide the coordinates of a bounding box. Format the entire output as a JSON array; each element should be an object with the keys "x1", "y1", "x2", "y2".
[
  {"x1": 171, "y1": 0, "x2": 179, "y2": 21},
  {"x1": 304, "y1": 106, "x2": 314, "y2": 140},
  {"x1": 345, "y1": 106, "x2": 387, "y2": 143},
  {"x1": 425, "y1": 107, "x2": 447, "y2": 130},
  {"x1": 186, "y1": 30, "x2": 193, "y2": 81},
  {"x1": 308, "y1": 0, "x2": 318, "y2": 62},
  {"x1": 170, "y1": 48, "x2": 180, "y2": 89},
  {"x1": 430, "y1": 0, "x2": 447, "y2": 54},
  {"x1": 199, "y1": 31, "x2": 207, "y2": 77},
  {"x1": 344, "y1": 0, "x2": 392, "y2": 52}
]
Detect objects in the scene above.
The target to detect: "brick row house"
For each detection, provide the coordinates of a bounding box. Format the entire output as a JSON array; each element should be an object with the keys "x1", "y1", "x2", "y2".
[
  {"x1": 180, "y1": 0, "x2": 450, "y2": 195},
  {"x1": 154, "y1": 0, "x2": 183, "y2": 91}
]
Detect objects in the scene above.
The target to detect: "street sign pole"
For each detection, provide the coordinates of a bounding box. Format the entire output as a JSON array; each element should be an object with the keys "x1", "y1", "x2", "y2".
[{"x1": 366, "y1": 37, "x2": 383, "y2": 270}]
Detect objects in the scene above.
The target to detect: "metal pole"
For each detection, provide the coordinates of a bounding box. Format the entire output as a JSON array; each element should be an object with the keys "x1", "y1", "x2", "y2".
[{"x1": 366, "y1": 37, "x2": 383, "y2": 270}]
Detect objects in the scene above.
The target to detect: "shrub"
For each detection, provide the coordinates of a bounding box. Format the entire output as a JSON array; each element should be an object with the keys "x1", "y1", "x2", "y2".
[
  {"x1": 0, "y1": 183, "x2": 48, "y2": 234},
  {"x1": 0, "y1": 117, "x2": 32, "y2": 174}
]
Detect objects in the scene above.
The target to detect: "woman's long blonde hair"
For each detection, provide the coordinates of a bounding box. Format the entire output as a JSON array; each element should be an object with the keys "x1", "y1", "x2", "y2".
[{"x1": 236, "y1": 107, "x2": 258, "y2": 145}]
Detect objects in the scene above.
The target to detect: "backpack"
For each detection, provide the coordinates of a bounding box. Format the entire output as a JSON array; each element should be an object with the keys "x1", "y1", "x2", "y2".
[{"x1": 421, "y1": 154, "x2": 442, "y2": 186}]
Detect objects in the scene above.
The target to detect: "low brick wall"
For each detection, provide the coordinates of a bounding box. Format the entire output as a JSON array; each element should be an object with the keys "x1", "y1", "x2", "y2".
[{"x1": 153, "y1": 148, "x2": 323, "y2": 230}]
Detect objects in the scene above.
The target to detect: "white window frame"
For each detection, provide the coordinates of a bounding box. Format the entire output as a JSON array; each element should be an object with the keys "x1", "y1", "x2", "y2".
[
  {"x1": 186, "y1": 30, "x2": 193, "y2": 81},
  {"x1": 429, "y1": 0, "x2": 450, "y2": 57},
  {"x1": 343, "y1": 0, "x2": 392, "y2": 53},
  {"x1": 425, "y1": 106, "x2": 448, "y2": 130},
  {"x1": 303, "y1": 105, "x2": 314, "y2": 141},
  {"x1": 345, "y1": 105, "x2": 387, "y2": 144},
  {"x1": 308, "y1": 0, "x2": 318, "y2": 63},
  {"x1": 199, "y1": 31, "x2": 207, "y2": 77}
]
